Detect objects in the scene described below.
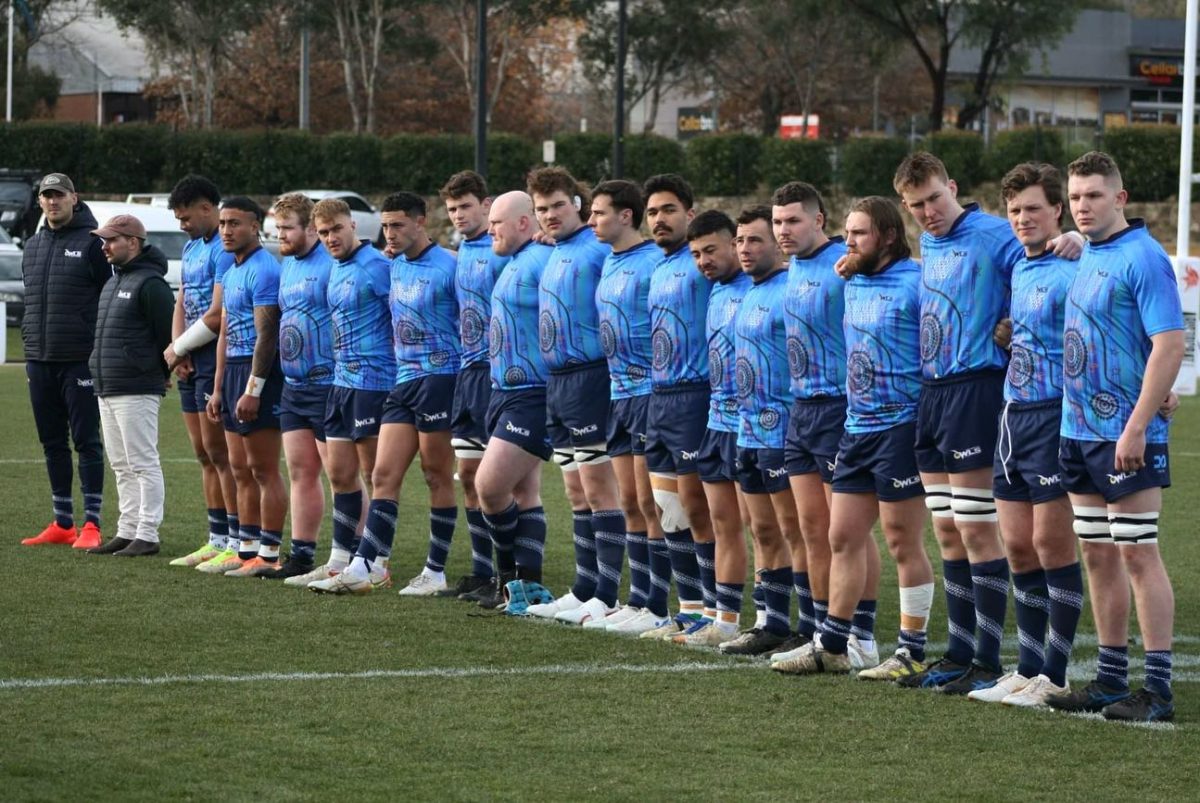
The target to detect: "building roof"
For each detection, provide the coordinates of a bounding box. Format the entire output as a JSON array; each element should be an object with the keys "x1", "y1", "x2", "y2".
[{"x1": 27, "y1": 11, "x2": 151, "y2": 96}]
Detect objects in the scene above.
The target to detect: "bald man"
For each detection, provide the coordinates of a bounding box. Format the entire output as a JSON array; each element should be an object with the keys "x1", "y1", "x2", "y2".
[{"x1": 471, "y1": 192, "x2": 557, "y2": 611}]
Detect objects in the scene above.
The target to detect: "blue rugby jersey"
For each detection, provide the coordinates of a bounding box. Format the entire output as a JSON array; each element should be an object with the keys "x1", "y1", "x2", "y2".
[
  {"x1": 490, "y1": 239, "x2": 555, "y2": 390},
  {"x1": 706, "y1": 272, "x2": 752, "y2": 433},
  {"x1": 734, "y1": 269, "x2": 793, "y2": 449},
  {"x1": 1062, "y1": 221, "x2": 1183, "y2": 443},
  {"x1": 596, "y1": 239, "x2": 658, "y2": 399},
  {"x1": 843, "y1": 258, "x2": 924, "y2": 433},
  {"x1": 918, "y1": 204, "x2": 1023, "y2": 379},
  {"x1": 278, "y1": 241, "x2": 335, "y2": 386},
  {"x1": 785, "y1": 237, "x2": 849, "y2": 399},
  {"x1": 327, "y1": 242, "x2": 395, "y2": 391},
  {"x1": 1005, "y1": 251, "x2": 1077, "y2": 404},
  {"x1": 221, "y1": 247, "x2": 279, "y2": 360},
  {"x1": 538, "y1": 225, "x2": 611, "y2": 369},
  {"x1": 455, "y1": 232, "x2": 509, "y2": 368},
  {"x1": 390, "y1": 242, "x2": 461, "y2": 385},
  {"x1": 649, "y1": 243, "x2": 714, "y2": 388},
  {"x1": 181, "y1": 231, "x2": 234, "y2": 327}
]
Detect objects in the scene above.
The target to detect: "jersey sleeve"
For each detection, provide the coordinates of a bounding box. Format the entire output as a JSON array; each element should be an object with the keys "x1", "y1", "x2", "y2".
[
  {"x1": 251, "y1": 259, "x2": 281, "y2": 306},
  {"x1": 212, "y1": 250, "x2": 234, "y2": 286},
  {"x1": 1129, "y1": 248, "x2": 1185, "y2": 336}
]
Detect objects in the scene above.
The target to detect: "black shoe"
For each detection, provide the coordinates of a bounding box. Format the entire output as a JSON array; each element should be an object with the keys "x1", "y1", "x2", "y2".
[
  {"x1": 113, "y1": 538, "x2": 160, "y2": 557},
  {"x1": 478, "y1": 573, "x2": 514, "y2": 610},
  {"x1": 438, "y1": 574, "x2": 490, "y2": 598},
  {"x1": 1101, "y1": 687, "x2": 1174, "y2": 722},
  {"x1": 938, "y1": 662, "x2": 1004, "y2": 696},
  {"x1": 459, "y1": 576, "x2": 497, "y2": 602},
  {"x1": 896, "y1": 656, "x2": 971, "y2": 689},
  {"x1": 88, "y1": 536, "x2": 133, "y2": 555},
  {"x1": 258, "y1": 556, "x2": 314, "y2": 580},
  {"x1": 1046, "y1": 679, "x2": 1132, "y2": 713},
  {"x1": 719, "y1": 628, "x2": 787, "y2": 656},
  {"x1": 764, "y1": 632, "x2": 811, "y2": 659}
]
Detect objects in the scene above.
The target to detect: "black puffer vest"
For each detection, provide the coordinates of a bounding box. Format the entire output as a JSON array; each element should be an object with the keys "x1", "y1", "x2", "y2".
[
  {"x1": 21, "y1": 202, "x2": 108, "y2": 362},
  {"x1": 89, "y1": 245, "x2": 171, "y2": 398}
]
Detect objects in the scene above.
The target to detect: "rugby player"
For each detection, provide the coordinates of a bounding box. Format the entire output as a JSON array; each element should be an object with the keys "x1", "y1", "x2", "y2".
[
  {"x1": 262, "y1": 193, "x2": 336, "y2": 579},
  {"x1": 584, "y1": 179, "x2": 667, "y2": 633},
  {"x1": 203, "y1": 197, "x2": 288, "y2": 576},
  {"x1": 164, "y1": 176, "x2": 239, "y2": 567},
  {"x1": 291, "y1": 199, "x2": 391, "y2": 589},
  {"x1": 473, "y1": 192, "x2": 556, "y2": 612},
  {"x1": 313, "y1": 193, "x2": 460, "y2": 595},
  {"x1": 774, "y1": 197, "x2": 933, "y2": 676},
  {"x1": 523, "y1": 167, "x2": 625, "y2": 625},
  {"x1": 640, "y1": 174, "x2": 714, "y2": 640},
  {"x1": 443, "y1": 171, "x2": 504, "y2": 599},
  {"x1": 686, "y1": 210, "x2": 751, "y2": 647},
  {"x1": 1045, "y1": 151, "x2": 1185, "y2": 722}
]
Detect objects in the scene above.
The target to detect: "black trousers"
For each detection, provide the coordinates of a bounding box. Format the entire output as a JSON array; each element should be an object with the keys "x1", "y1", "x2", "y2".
[{"x1": 25, "y1": 360, "x2": 104, "y2": 519}]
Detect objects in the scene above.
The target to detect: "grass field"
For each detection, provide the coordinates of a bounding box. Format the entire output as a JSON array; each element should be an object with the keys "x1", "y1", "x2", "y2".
[{"x1": 1, "y1": 362, "x2": 1198, "y2": 801}]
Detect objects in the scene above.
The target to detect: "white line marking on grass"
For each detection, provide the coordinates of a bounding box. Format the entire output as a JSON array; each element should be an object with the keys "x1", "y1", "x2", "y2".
[
  {"x1": 925, "y1": 633, "x2": 1200, "y2": 653},
  {"x1": 1067, "y1": 711, "x2": 1177, "y2": 732},
  {"x1": 0, "y1": 457, "x2": 200, "y2": 465},
  {"x1": 0, "y1": 660, "x2": 757, "y2": 691}
]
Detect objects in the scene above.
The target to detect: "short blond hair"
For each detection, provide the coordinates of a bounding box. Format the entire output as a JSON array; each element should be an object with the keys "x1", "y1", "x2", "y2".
[
  {"x1": 893, "y1": 151, "x2": 949, "y2": 194},
  {"x1": 312, "y1": 197, "x2": 351, "y2": 224},
  {"x1": 273, "y1": 192, "x2": 315, "y2": 228}
]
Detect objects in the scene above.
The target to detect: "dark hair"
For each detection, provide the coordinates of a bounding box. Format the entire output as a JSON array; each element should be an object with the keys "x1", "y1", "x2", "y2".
[
  {"x1": 892, "y1": 151, "x2": 949, "y2": 194},
  {"x1": 642, "y1": 173, "x2": 694, "y2": 210},
  {"x1": 771, "y1": 181, "x2": 826, "y2": 226},
  {"x1": 441, "y1": 170, "x2": 488, "y2": 201},
  {"x1": 1067, "y1": 150, "x2": 1123, "y2": 183},
  {"x1": 593, "y1": 179, "x2": 645, "y2": 229},
  {"x1": 381, "y1": 191, "x2": 426, "y2": 217},
  {"x1": 168, "y1": 174, "x2": 221, "y2": 210},
  {"x1": 1001, "y1": 162, "x2": 1065, "y2": 225},
  {"x1": 527, "y1": 166, "x2": 590, "y2": 218},
  {"x1": 221, "y1": 195, "x2": 264, "y2": 224},
  {"x1": 736, "y1": 204, "x2": 773, "y2": 228},
  {"x1": 686, "y1": 209, "x2": 735, "y2": 241},
  {"x1": 849, "y1": 196, "x2": 912, "y2": 261}
]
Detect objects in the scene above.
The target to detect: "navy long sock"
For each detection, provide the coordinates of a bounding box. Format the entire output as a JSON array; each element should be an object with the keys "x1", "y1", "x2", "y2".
[
  {"x1": 760, "y1": 567, "x2": 793, "y2": 637},
  {"x1": 425, "y1": 507, "x2": 457, "y2": 572},
  {"x1": 794, "y1": 571, "x2": 816, "y2": 638},
  {"x1": 694, "y1": 540, "x2": 716, "y2": 613},
  {"x1": 357, "y1": 499, "x2": 398, "y2": 565},
  {"x1": 570, "y1": 509, "x2": 597, "y2": 601},
  {"x1": 331, "y1": 491, "x2": 362, "y2": 558},
  {"x1": 483, "y1": 503, "x2": 519, "y2": 574},
  {"x1": 625, "y1": 531, "x2": 650, "y2": 609},
  {"x1": 465, "y1": 508, "x2": 494, "y2": 579},
  {"x1": 943, "y1": 558, "x2": 977, "y2": 665},
  {"x1": 664, "y1": 528, "x2": 702, "y2": 604},
  {"x1": 514, "y1": 506, "x2": 547, "y2": 576},
  {"x1": 852, "y1": 599, "x2": 877, "y2": 644},
  {"x1": 592, "y1": 510, "x2": 626, "y2": 607},
  {"x1": 646, "y1": 538, "x2": 672, "y2": 617},
  {"x1": 1043, "y1": 562, "x2": 1084, "y2": 687},
  {"x1": 970, "y1": 557, "x2": 1011, "y2": 670},
  {"x1": 1012, "y1": 568, "x2": 1050, "y2": 679}
]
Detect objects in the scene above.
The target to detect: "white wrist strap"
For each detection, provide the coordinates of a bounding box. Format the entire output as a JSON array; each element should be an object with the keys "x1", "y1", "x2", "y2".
[
  {"x1": 244, "y1": 375, "x2": 267, "y2": 398},
  {"x1": 174, "y1": 318, "x2": 217, "y2": 356}
]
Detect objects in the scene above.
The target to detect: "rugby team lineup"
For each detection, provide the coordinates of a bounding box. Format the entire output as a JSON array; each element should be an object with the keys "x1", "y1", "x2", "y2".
[{"x1": 17, "y1": 148, "x2": 1185, "y2": 724}]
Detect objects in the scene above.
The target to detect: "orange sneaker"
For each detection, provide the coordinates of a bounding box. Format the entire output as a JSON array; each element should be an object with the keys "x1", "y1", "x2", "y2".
[
  {"x1": 225, "y1": 556, "x2": 280, "y2": 578},
  {"x1": 72, "y1": 522, "x2": 103, "y2": 550},
  {"x1": 21, "y1": 522, "x2": 78, "y2": 546}
]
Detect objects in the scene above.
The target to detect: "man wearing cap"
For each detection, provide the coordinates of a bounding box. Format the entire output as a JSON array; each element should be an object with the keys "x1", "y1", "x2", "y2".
[
  {"x1": 85, "y1": 215, "x2": 175, "y2": 556},
  {"x1": 19, "y1": 173, "x2": 112, "y2": 549}
]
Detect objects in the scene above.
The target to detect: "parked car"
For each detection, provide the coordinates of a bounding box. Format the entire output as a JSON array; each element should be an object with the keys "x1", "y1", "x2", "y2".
[
  {"x1": 0, "y1": 169, "x2": 42, "y2": 244},
  {"x1": 263, "y1": 190, "x2": 383, "y2": 245},
  {"x1": 0, "y1": 246, "x2": 23, "y2": 325},
  {"x1": 125, "y1": 193, "x2": 172, "y2": 209}
]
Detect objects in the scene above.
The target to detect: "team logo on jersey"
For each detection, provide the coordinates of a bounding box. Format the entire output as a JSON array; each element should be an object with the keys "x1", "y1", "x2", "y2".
[
  {"x1": 569, "y1": 423, "x2": 598, "y2": 437},
  {"x1": 354, "y1": 416, "x2": 377, "y2": 428},
  {"x1": 951, "y1": 445, "x2": 981, "y2": 460},
  {"x1": 680, "y1": 449, "x2": 699, "y2": 461},
  {"x1": 1037, "y1": 474, "x2": 1060, "y2": 486},
  {"x1": 892, "y1": 475, "x2": 921, "y2": 489},
  {"x1": 63, "y1": 249, "x2": 82, "y2": 258},
  {"x1": 117, "y1": 290, "x2": 132, "y2": 299},
  {"x1": 766, "y1": 466, "x2": 788, "y2": 479},
  {"x1": 1107, "y1": 471, "x2": 1134, "y2": 485},
  {"x1": 825, "y1": 459, "x2": 837, "y2": 473},
  {"x1": 422, "y1": 411, "x2": 448, "y2": 422},
  {"x1": 506, "y1": 420, "x2": 530, "y2": 437}
]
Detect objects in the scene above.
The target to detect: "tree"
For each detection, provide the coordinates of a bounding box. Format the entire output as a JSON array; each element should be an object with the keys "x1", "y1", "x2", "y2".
[
  {"x1": 846, "y1": 0, "x2": 1086, "y2": 132},
  {"x1": 0, "y1": 0, "x2": 86, "y2": 118},
  {"x1": 579, "y1": 0, "x2": 722, "y2": 133},
  {"x1": 97, "y1": 0, "x2": 268, "y2": 128}
]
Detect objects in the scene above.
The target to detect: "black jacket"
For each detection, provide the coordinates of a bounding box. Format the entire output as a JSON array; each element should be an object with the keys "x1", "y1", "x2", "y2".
[
  {"x1": 89, "y1": 244, "x2": 174, "y2": 398},
  {"x1": 21, "y1": 202, "x2": 112, "y2": 362}
]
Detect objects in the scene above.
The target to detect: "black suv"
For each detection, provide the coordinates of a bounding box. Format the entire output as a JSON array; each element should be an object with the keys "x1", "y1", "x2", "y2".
[{"x1": 0, "y1": 169, "x2": 41, "y2": 244}]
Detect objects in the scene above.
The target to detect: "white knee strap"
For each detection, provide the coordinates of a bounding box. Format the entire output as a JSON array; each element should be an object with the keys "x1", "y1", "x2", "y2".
[
  {"x1": 451, "y1": 436, "x2": 486, "y2": 460},
  {"x1": 553, "y1": 448, "x2": 579, "y2": 472},
  {"x1": 574, "y1": 442, "x2": 611, "y2": 466},
  {"x1": 924, "y1": 483, "x2": 954, "y2": 519},
  {"x1": 1109, "y1": 511, "x2": 1158, "y2": 546},
  {"x1": 652, "y1": 487, "x2": 690, "y2": 532},
  {"x1": 1072, "y1": 505, "x2": 1111, "y2": 543},
  {"x1": 950, "y1": 486, "x2": 997, "y2": 523}
]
